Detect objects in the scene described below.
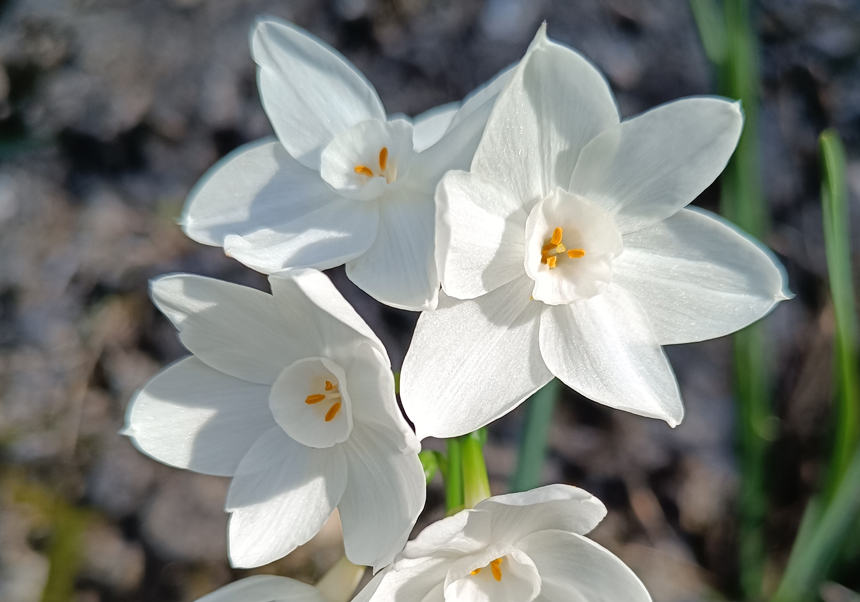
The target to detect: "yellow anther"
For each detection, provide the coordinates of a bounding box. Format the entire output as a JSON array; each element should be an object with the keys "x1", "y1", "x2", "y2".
[
  {"x1": 379, "y1": 147, "x2": 388, "y2": 171},
  {"x1": 567, "y1": 248, "x2": 586, "y2": 259},
  {"x1": 325, "y1": 380, "x2": 335, "y2": 391},
  {"x1": 325, "y1": 402, "x2": 342, "y2": 422},
  {"x1": 556, "y1": 243, "x2": 566, "y2": 253},
  {"x1": 490, "y1": 558, "x2": 503, "y2": 582},
  {"x1": 547, "y1": 256, "x2": 557, "y2": 269},
  {"x1": 471, "y1": 568, "x2": 481, "y2": 576},
  {"x1": 354, "y1": 165, "x2": 374, "y2": 177},
  {"x1": 550, "y1": 227, "x2": 563, "y2": 246},
  {"x1": 305, "y1": 394, "x2": 326, "y2": 405},
  {"x1": 542, "y1": 243, "x2": 556, "y2": 253}
]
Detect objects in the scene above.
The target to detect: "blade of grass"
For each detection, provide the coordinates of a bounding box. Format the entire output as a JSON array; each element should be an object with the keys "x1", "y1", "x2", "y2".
[
  {"x1": 819, "y1": 129, "x2": 860, "y2": 499},
  {"x1": 510, "y1": 379, "x2": 559, "y2": 493},
  {"x1": 445, "y1": 437, "x2": 464, "y2": 515},
  {"x1": 461, "y1": 429, "x2": 491, "y2": 508}
]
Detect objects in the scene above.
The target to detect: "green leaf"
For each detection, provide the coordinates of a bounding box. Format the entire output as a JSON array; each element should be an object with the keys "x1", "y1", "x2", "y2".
[
  {"x1": 418, "y1": 450, "x2": 439, "y2": 484},
  {"x1": 510, "y1": 379, "x2": 559, "y2": 493}
]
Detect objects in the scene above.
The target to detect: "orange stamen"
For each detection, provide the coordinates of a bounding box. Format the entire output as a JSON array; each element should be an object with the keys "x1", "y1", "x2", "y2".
[
  {"x1": 354, "y1": 165, "x2": 374, "y2": 177},
  {"x1": 325, "y1": 380, "x2": 335, "y2": 391},
  {"x1": 325, "y1": 402, "x2": 342, "y2": 422},
  {"x1": 305, "y1": 394, "x2": 325, "y2": 405},
  {"x1": 546, "y1": 256, "x2": 557, "y2": 269},
  {"x1": 471, "y1": 568, "x2": 481, "y2": 576},
  {"x1": 550, "y1": 227, "x2": 563, "y2": 246},
  {"x1": 490, "y1": 558, "x2": 503, "y2": 581},
  {"x1": 567, "y1": 248, "x2": 586, "y2": 259},
  {"x1": 379, "y1": 147, "x2": 388, "y2": 171}
]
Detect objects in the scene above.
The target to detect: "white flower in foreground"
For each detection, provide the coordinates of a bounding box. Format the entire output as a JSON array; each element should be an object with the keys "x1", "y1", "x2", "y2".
[
  {"x1": 181, "y1": 16, "x2": 509, "y2": 311},
  {"x1": 194, "y1": 557, "x2": 364, "y2": 602},
  {"x1": 123, "y1": 269, "x2": 425, "y2": 570},
  {"x1": 354, "y1": 485, "x2": 651, "y2": 602},
  {"x1": 401, "y1": 25, "x2": 791, "y2": 439}
]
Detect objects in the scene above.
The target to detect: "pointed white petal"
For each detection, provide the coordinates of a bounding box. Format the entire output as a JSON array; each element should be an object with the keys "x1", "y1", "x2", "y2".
[
  {"x1": 196, "y1": 575, "x2": 325, "y2": 602},
  {"x1": 412, "y1": 102, "x2": 459, "y2": 153},
  {"x1": 475, "y1": 485, "x2": 607, "y2": 544},
  {"x1": 150, "y1": 274, "x2": 323, "y2": 384},
  {"x1": 472, "y1": 26, "x2": 619, "y2": 207},
  {"x1": 338, "y1": 423, "x2": 426, "y2": 570},
  {"x1": 351, "y1": 559, "x2": 451, "y2": 602},
  {"x1": 343, "y1": 343, "x2": 417, "y2": 452},
  {"x1": 181, "y1": 139, "x2": 334, "y2": 248},
  {"x1": 226, "y1": 427, "x2": 347, "y2": 568},
  {"x1": 223, "y1": 197, "x2": 379, "y2": 274},
  {"x1": 436, "y1": 171, "x2": 528, "y2": 299},
  {"x1": 539, "y1": 285, "x2": 684, "y2": 426},
  {"x1": 401, "y1": 277, "x2": 552, "y2": 439},
  {"x1": 346, "y1": 191, "x2": 439, "y2": 311},
  {"x1": 123, "y1": 357, "x2": 275, "y2": 477},
  {"x1": 399, "y1": 510, "x2": 490, "y2": 561},
  {"x1": 251, "y1": 17, "x2": 385, "y2": 169},
  {"x1": 569, "y1": 98, "x2": 743, "y2": 233},
  {"x1": 518, "y1": 531, "x2": 652, "y2": 602},
  {"x1": 615, "y1": 207, "x2": 790, "y2": 344},
  {"x1": 268, "y1": 270, "x2": 389, "y2": 366}
]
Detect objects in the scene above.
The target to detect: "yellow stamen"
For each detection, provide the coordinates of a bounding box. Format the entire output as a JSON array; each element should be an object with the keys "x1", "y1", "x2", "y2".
[
  {"x1": 490, "y1": 558, "x2": 503, "y2": 582},
  {"x1": 550, "y1": 227, "x2": 563, "y2": 246},
  {"x1": 556, "y1": 243, "x2": 566, "y2": 253},
  {"x1": 325, "y1": 380, "x2": 335, "y2": 391},
  {"x1": 546, "y1": 255, "x2": 557, "y2": 269},
  {"x1": 542, "y1": 243, "x2": 556, "y2": 253},
  {"x1": 305, "y1": 394, "x2": 326, "y2": 405},
  {"x1": 379, "y1": 147, "x2": 388, "y2": 171},
  {"x1": 325, "y1": 402, "x2": 342, "y2": 422},
  {"x1": 471, "y1": 568, "x2": 481, "y2": 576},
  {"x1": 354, "y1": 165, "x2": 374, "y2": 177},
  {"x1": 567, "y1": 248, "x2": 586, "y2": 259}
]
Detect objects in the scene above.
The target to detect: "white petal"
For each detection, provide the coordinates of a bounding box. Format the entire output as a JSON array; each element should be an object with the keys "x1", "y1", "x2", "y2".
[
  {"x1": 320, "y1": 119, "x2": 415, "y2": 201},
  {"x1": 412, "y1": 102, "x2": 459, "y2": 153},
  {"x1": 196, "y1": 575, "x2": 325, "y2": 602},
  {"x1": 401, "y1": 277, "x2": 552, "y2": 439},
  {"x1": 436, "y1": 171, "x2": 528, "y2": 299},
  {"x1": 338, "y1": 423, "x2": 427, "y2": 570},
  {"x1": 346, "y1": 191, "x2": 439, "y2": 311},
  {"x1": 614, "y1": 207, "x2": 791, "y2": 344},
  {"x1": 539, "y1": 284, "x2": 684, "y2": 426},
  {"x1": 343, "y1": 343, "x2": 418, "y2": 452},
  {"x1": 518, "y1": 531, "x2": 651, "y2": 602},
  {"x1": 251, "y1": 17, "x2": 385, "y2": 169},
  {"x1": 123, "y1": 357, "x2": 275, "y2": 477},
  {"x1": 446, "y1": 65, "x2": 514, "y2": 134},
  {"x1": 223, "y1": 197, "x2": 379, "y2": 274},
  {"x1": 472, "y1": 25, "x2": 619, "y2": 208},
  {"x1": 269, "y1": 357, "x2": 353, "y2": 449},
  {"x1": 268, "y1": 270, "x2": 389, "y2": 367},
  {"x1": 475, "y1": 485, "x2": 607, "y2": 543},
  {"x1": 400, "y1": 510, "x2": 491, "y2": 561},
  {"x1": 445, "y1": 545, "x2": 541, "y2": 602},
  {"x1": 181, "y1": 139, "x2": 331, "y2": 248},
  {"x1": 150, "y1": 274, "x2": 322, "y2": 384},
  {"x1": 569, "y1": 97, "x2": 743, "y2": 233},
  {"x1": 351, "y1": 559, "x2": 451, "y2": 602},
  {"x1": 226, "y1": 427, "x2": 347, "y2": 568}
]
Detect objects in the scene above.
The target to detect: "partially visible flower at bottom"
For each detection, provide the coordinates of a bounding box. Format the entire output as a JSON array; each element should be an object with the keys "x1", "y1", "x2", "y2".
[
  {"x1": 195, "y1": 557, "x2": 364, "y2": 602},
  {"x1": 353, "y1": 485, "x2": 651, "y2": 602}
]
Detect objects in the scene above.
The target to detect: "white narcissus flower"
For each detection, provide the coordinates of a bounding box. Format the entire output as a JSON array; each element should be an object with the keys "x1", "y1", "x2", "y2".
[
  {"x1": 353, "y1": 485, "x2": 651, "y2": 602},
  {"x1": 401, "y1": 25, "x2": 791, "y2": 439},
  {"x1": 181, "y1": 16, "x2": 510, "y2": 311},
  {"x1": 122, "y1": 269, "x2": 425, "y2": 570}
]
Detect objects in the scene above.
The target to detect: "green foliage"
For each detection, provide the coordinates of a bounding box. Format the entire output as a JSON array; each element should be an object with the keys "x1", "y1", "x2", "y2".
[{"x1": 510, "y1": 380, "x2": 559, "y2": 493}]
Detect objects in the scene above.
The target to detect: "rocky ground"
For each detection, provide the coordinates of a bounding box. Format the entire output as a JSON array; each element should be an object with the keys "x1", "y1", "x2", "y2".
[{"x1": 0, "y1": 0, "x2": 859, "y2": 600}]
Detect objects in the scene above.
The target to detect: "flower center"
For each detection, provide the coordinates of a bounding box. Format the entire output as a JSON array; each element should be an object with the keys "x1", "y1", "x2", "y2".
[
  {"x1": 304, "y1": 380, "x2": 343, "y2": 422},
  {"x1": 470, "y1": 556, "x2": 505, "y2": 582},
  {"x1": 353, "y1": 147, "x2": 396, "y2": 184},
  {"x1": 540, "y1": 226, "x2": 586, "y2": 269}
]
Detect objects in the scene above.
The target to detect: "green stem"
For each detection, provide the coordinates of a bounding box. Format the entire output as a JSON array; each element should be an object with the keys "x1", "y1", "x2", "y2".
[
  {"x1": 511, "y1": 380, "x2": 559, "y2": 493},
  {"x1": 461, "y1": 430, "x2": 491, "y2": 509},
  {"x1": 445, "y1": 437, "x2": 464, "y2": 515}
]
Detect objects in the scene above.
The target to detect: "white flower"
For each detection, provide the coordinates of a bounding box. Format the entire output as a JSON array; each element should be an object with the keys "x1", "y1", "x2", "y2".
[
  {"x1": 122, "y1": 269, "x2": 425, "y2": 570},
  {"x1": 353, "y1": 485, "x2": 651, "y2": 602},
  {"x1": 401, "y1": 25, "x2": 791, "y2": 439},
  {"x1": 180, "y1": 16, "x2": 510, "y2": 311},
  {"x1": 194, "y1": 557, "x2": 364, "y2": 602}
]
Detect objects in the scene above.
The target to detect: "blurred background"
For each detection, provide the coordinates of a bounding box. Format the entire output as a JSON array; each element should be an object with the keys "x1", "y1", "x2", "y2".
[{"x1": 0, "y1": 0, "x2": 859, "y2": 600}]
